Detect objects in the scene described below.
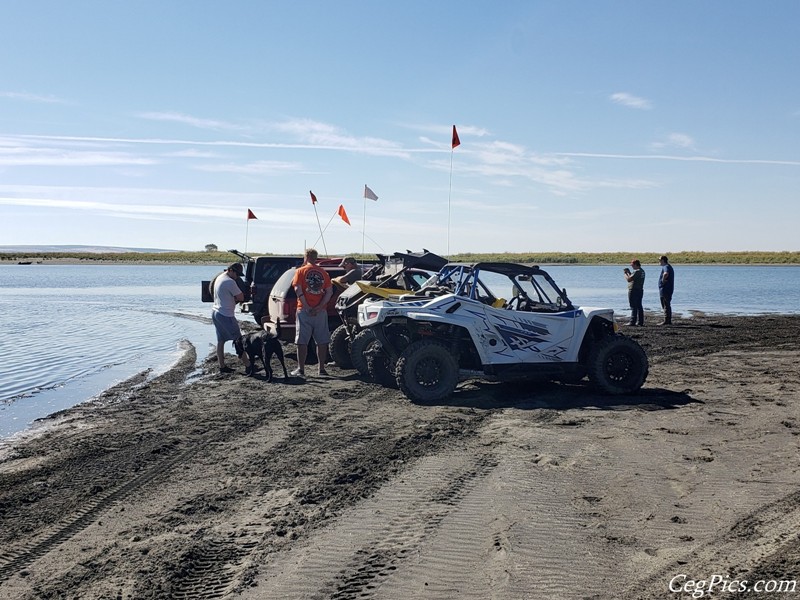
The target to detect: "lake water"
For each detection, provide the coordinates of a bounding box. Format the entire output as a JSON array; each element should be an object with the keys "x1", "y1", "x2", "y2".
[{"x1": 1, "y1": 263, "x2": 799, "y2": 440}]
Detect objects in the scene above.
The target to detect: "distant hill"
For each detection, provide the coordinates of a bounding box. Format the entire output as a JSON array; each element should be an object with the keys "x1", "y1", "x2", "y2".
[{"x1": 0, "y1": 245, "x2": 180, "y2": 254}]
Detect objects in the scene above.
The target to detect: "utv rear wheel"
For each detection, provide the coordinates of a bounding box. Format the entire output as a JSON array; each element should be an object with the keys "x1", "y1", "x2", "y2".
[
  {"x1": 350, "y1": 329, "x2": 376, "y2": 376},
  {"x1": 586, "y1": 335, "x2": 648, "y2": 394},
  {"x1": 396, "y1": 340, "x2": 458, "y2": 402},
  {"x1": 329, "y1": 325, "x2": 354, "y2": 369},
  {"x1": 367, "y1": 345, "x2": 398, "y2": 388}
]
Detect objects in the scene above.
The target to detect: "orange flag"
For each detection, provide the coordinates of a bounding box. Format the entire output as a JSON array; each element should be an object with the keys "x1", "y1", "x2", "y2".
[
  {"x1": 451, "y1": 125, "x2": 460, "y2": 149},
  {"x1": 247, "y1": 209, "x2": 257, "y2": 220},
  {"x1": 338, "y1": 204, "x2": 351, "y2": 225},
  {"x1": 310, "y1": 190, "x2": 317, "y2": 204}
]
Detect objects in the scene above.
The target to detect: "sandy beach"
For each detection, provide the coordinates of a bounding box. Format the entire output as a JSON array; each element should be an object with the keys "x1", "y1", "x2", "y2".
[{"x1": 1, "y1": 313, "x2": 799, "y2": 599}]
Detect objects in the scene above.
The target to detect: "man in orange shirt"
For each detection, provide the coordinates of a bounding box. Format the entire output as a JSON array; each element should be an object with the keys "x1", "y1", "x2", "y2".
[{"x1": 290, "y1": 248, "x2": 333, "y2": 377}]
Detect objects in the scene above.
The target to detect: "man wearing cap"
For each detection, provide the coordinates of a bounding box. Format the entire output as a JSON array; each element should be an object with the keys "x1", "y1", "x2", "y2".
[
  {"x1": 211, "y1": 263, "x2": 251, "y2": 373},
  {"x1": 331, "y1": 257, "x2": 363, "y2": 290},
  {"x1": 623, "y1": 259, "x2": 646, "y2": 326}
]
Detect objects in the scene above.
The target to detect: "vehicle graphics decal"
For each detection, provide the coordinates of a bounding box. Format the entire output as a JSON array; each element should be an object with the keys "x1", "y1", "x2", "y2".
[
  {"x1": 492, "y1": 315, "x2": 550, "y2": 353},
  {"x1": 483, "y1": 312, "x2": 570, "y2": 361}
]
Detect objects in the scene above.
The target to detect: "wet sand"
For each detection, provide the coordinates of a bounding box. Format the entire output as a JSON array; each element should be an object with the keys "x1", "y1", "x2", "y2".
[{"x1": 1, "y1": 314, "x2": 799, "y2": 599}]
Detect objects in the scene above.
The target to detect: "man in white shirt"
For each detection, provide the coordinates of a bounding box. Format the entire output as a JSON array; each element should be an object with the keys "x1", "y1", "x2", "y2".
[{"x1": 211, "y1": 263, "x2": 251, "y2": 373}]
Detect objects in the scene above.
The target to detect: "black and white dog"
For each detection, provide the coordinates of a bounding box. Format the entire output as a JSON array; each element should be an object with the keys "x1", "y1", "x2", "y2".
[{"x1": 234, "y1": 319, "x2": 288, "y2": 381}]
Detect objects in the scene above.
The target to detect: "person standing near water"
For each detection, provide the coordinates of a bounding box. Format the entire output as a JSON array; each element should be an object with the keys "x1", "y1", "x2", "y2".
[
  {"x1": 624, "y1": 259, "x2": 646, "y2": 326},
  {"x1": 658, "y1": 255, "x2": 675, "y2": 325},
  {"x1": 291, "y1": 248, "x2": 333, "y2": 377},
  {"x1": 212, "y1": 263, "x2": 251, "y2": 374}
]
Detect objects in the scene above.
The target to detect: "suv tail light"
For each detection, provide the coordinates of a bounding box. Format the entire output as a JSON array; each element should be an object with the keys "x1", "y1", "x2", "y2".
[{"x1": 282, "y1": 301, "x2": 291, "y2": 319}]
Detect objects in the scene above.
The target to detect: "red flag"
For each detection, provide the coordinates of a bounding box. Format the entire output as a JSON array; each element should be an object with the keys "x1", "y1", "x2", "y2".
[
  {"x1": 451, "y1": 125, "x2": 460, "y2": 149},
  {"x1": 247, "y1": 209, "x2": 257, "y2": 220},
  {"x1": 310, "y1": 190, "x2": 317, "y2": 204},
  {"x1": 338, "y1": 204, "x2": 351, "y2": 225}
]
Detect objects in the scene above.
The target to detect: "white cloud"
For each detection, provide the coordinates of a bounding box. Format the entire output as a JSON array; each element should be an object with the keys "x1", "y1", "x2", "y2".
[
  {"x1": 406, "y1": 122, "x2": 490, "y2": 140},
  {"x1": 137, "y1": 111, "x2": 247, "y2": 132},
  {"x1": 422, "y1": 138, "x2": 652, "y2": 195},
  {"x1": 555, "y1": 152, "x2": 800, "y2": 166},
  {"x1": 0, "y1": 91, "x2": 65, "y2": 104},
  {"x1": 135, "y1": 113, "x2": 413, "y2": 157},
  {"x1": 446, "y1": 153, "x2": 654, "y2": 195},
  {"x1": 0, "y1": 194, "x2": 309, "y2": 225},
  {"x1": 610, "y1": 92, "x2": 652, "y2": 110},
  {"x1": 666, "y1": 133, "x2": 695, "y2": 148},
  {"x1": 271, "y1": 118, "x2": 409, "y2": 158},
  {"x1": 167, "y1": 149, "x2": 221, "y2": 158},
  {"x1": 10, "y1": 127, "x2": 414, "y2": 158},
  {"x1": 467, "y1": 141, "x2": 570, "y2": 168},
  {"x1": 650, "y1": 132, "x2": 696, "y2": 151},
  {"x1": 0, "y1": 146, "x2": 156, "y2": 167},
  {"x1": 194, "y1": 160, "x2": 303, "y2": 174},
  {"x1": 0, "y1": 196, "x2": 229, "y2": 218}
]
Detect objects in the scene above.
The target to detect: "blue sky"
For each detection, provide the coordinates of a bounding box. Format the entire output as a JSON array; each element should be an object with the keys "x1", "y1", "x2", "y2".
[{"x1": 1, "y1": 1, "x2": 799, "y2": 256}]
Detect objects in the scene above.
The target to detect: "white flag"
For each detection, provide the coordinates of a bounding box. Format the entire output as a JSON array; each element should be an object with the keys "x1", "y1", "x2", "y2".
[{"x1": 364, "y1": 185, "x2": 378, "y2": 201}]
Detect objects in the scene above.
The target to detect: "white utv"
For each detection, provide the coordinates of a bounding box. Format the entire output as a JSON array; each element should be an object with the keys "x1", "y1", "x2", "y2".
[{"x1": 356, "y1": 262, "x2": 648, "y2": 402}]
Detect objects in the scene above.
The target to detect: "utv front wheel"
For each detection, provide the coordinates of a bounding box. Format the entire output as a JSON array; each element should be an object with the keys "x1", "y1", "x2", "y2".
[
  {"x1": 586, "y1": 335, "x2": 648, "y2": 394},
  {"x1": 396, "y1": 340, "x2": 458, "y2": 402},
  {"x1": 329, "y1": 324, "x2": 354, "y2": 369}
]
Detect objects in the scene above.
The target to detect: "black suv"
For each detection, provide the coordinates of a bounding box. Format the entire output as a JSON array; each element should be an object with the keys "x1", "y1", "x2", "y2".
[{"x1": 201, "y1": 250, "x2": 305, "y2": 325}]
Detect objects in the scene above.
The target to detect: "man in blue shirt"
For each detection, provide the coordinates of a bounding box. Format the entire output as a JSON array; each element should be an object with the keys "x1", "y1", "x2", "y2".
[{"x1": 658, "y1": 255, "x2": 675, "y2": 326}]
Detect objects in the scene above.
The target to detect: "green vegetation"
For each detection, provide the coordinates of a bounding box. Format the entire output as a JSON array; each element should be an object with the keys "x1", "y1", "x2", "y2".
[
  {"x1": 441, "y1": 251, "x2": 800, "y2": 265},
  {"x1": 0, "y1": 251, "x2": 256, "y2": 264},
  {"x1": 2, "y1": 250, "x2": 799, "y2": 265}
]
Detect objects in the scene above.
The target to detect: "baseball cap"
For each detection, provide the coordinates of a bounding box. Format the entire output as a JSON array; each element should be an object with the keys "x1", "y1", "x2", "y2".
[{"x1": 339, "y1": 256, "x2": 356, "y2": 267}]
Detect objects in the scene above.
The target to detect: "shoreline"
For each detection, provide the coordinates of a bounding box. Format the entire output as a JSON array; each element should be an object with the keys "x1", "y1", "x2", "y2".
[{"x1": 1, "y1": 311, "x2": 797, "y2": 445}]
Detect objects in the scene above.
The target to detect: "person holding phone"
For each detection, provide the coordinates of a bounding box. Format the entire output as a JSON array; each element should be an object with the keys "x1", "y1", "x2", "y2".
[{"x1": 623, "y1": 259, "x2": 646, "y2": 326}]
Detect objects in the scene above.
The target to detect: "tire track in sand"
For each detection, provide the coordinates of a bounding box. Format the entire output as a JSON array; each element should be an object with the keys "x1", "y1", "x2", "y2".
[
  {"x1": 622, "y1": 488, "x2": 800, "y2": 599},
  {"x1": 0, "y1": 442, "x2": 200, "y2": 583},
  {"x1": 163, "y1": 387, "x2": 486, "y2": 600},
  {"x1": 241, "y1": 441, "x2": 498, "y2": 600}
]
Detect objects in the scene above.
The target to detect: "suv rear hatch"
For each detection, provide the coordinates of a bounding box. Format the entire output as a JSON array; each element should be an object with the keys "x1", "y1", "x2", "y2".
[{"x1": 202, "y1": 252, "x2": 305, "y2": 324}]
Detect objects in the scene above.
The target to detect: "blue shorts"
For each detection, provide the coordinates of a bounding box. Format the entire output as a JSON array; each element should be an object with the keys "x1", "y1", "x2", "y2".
[
  {"x1": 295, "y1": 308, "x2": 331, "y2": 345},
  {"x1": 212, "y1": 310, "x2": 242, "y2": 343}
]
